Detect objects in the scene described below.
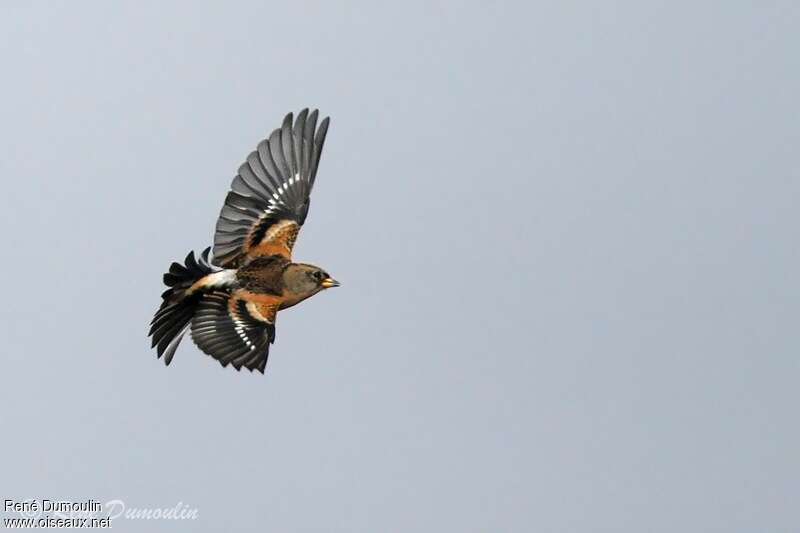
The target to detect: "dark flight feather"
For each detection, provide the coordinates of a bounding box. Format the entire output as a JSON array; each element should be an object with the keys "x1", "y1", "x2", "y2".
[
  {"x1": 148, "y1": 247, "x2": 217, "y2": 365},
  {"x1": 211, "y1": 109, "x2": 330, "y2": 267},
  {"x1": 190, "y1": 291, "x2": 275, "y2": 373}
]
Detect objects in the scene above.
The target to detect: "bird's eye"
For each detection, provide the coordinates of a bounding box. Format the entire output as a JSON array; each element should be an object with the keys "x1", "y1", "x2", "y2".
[{"x1": 313, "y1": 271, "x2": 325, "y2": 281}]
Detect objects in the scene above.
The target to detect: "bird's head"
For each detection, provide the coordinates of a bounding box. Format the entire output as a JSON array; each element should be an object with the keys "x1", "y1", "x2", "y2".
[{"x1": 282, "y1": 263, "x2": 340, "y2": 304}]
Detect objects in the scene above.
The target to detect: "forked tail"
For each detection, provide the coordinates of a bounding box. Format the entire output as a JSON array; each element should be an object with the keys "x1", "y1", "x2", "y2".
[{"x1": 148, "y1": 247, "x2": 216, "y2": 365}]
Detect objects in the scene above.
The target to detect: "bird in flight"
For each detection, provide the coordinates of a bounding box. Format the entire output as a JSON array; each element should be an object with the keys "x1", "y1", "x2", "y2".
[{"x1": 148, "y1": 109, "x2": 338, "y2": 373}]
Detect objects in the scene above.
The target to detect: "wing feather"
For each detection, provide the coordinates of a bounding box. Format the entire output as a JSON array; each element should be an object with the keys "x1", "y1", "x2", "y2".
[
  {"x1": 211, "y1": 109, "x2": 329, "y2": 267},
  {"x1": 189, "y1": 292, "x2": 276, "y2": 373}
]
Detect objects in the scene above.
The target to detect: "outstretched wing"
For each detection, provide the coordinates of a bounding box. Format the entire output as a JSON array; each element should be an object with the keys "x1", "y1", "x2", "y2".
[
  {"x1": 212, "y1": 109, "x2": 330, "y2": 268},
  {"x1": 190, "y1": 291, "x2": 277, "y2": 373}
]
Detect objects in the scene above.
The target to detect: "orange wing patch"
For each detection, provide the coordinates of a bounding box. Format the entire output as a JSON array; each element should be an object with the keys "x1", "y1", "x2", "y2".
[
  {"x1": 247, "y1": 219, "x2": 300, "y2": 260},
  {"x1": 233, "y1": 289, "x2": 281, "y2": 324},
  {"x1": 247, "y1": 302, "x2": 279, "y2": 324}
]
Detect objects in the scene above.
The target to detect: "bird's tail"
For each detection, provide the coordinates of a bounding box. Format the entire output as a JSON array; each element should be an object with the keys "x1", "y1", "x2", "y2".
[{"x1": 148, "y1": 247, "x2": 217, "y2": 365}]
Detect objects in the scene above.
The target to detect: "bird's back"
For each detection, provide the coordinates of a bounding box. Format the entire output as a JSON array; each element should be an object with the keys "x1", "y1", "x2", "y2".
[{"x1": 236, "y1": 255, "x2": 290, "y2": 296}]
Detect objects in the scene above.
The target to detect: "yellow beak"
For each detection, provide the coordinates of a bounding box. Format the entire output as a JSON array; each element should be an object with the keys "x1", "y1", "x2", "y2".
[{"x1": 321, "y1": 278, "x2": 340, "y2": 289}]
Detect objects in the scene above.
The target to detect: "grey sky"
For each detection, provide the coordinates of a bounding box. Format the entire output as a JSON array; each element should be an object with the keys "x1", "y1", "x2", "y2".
[{"x1": 1, "y1": 2, "x2": 797, "y2": 532}]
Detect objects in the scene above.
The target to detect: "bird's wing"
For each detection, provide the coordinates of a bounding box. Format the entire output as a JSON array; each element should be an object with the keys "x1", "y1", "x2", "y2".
[
  {"x1": 212, "y1": 109, "x2": 330, "y2": 267},
  {"x1": 190, "y1": 291, "x2": 277, "y2": 373}
]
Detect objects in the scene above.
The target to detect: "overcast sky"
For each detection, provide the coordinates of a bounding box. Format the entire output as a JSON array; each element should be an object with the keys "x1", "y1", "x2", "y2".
[{"x1": 1, "y1": 2, "x2": 797, "y2": 532}]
